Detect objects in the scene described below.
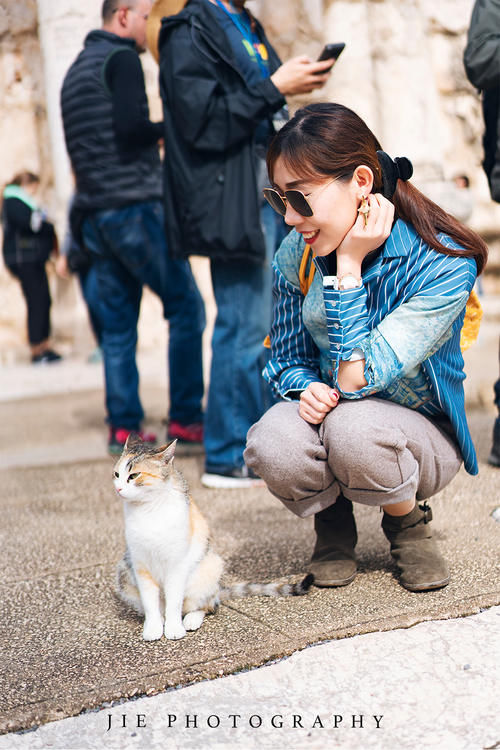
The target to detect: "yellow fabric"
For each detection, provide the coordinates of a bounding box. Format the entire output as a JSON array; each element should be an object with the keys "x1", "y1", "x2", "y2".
[
  {"x1": 460, "y1": 288, "x2": 482, "y2": 352},
  {"x1": 265, "y1": 244, "x2": 482, "y2": 352}
]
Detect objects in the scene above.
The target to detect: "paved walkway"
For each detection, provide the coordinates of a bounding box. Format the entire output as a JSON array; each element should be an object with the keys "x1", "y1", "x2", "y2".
[
  {"x1": 0, "y1": 295, "x2": 498, "y2": 749},
  {"x1": 1, "y1": 607, "x2": 499, "y2": 750}
]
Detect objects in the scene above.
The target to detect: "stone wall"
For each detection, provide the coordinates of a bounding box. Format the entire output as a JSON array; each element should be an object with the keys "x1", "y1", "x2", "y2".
[
  {"x1": 0, "y1": 0, "x2": 51, "y2": 360},
  {"x1": 0, "y1": 0, "x2": 498, "y2": 360}
]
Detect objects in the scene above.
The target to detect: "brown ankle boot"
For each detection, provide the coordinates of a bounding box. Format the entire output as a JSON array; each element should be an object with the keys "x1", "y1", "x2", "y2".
[
  {"x1": 382, "y1": 502, "x2": 450, "y2": 592},
  {"x1": 308, "y1": 494, "x2": 357, "y2": 587}
]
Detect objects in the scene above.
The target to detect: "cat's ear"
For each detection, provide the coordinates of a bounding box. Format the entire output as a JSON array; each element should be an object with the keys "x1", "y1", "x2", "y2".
[
  {"x1": 124, "y1": 432, "x2": 143, "y2": 451},
  {"x1": 157, "y1": 439, "x2": 177, "y2": 464}
]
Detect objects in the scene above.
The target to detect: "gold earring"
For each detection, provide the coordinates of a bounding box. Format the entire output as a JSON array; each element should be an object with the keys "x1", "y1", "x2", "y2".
[{"x1": 358, "y1": 196, "x2": 370, "y2": 228}]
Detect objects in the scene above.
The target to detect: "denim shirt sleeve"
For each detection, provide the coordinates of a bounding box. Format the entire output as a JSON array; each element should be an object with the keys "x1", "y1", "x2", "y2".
[
  {"x1": 263, "y1": 257, "x2": 323, "y2": 399},
  {"x1": 323, "y1": 284, "x2": 370, "y2": 361},
  {"x1": 335, "y1": 290, "x2": 470, "y2": 399}
]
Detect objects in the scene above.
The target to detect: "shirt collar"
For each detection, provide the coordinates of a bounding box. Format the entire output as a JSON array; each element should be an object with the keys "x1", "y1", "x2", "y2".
[{"x1": 382, "y1": 218, "x2": 417, "y2": 258}]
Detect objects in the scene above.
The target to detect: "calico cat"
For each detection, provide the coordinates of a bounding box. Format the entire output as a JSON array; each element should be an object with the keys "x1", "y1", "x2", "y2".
[{"x1": 113, "y1": 435, "x2": 313, "y2": 641}]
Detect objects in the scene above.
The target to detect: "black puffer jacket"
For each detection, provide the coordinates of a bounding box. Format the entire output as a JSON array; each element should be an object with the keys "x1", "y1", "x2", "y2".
[
  {"x1": 61, "y1": 31, "x2": 162, "y2": 214},
  {"x1": 464, "y1": 0, "x2": 500, "y2": 202},
  {"x1": 158, "y1": 0, "x2": 285, "y2": 263},
  {"x1": 2, "y1": 187, "x2": 55, "y2": 269}
]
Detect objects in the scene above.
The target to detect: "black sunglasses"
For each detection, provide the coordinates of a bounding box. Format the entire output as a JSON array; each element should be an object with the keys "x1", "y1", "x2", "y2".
[
  {"x1": 263, "y1": 187, "x2": 313, "y2": 217},
  {"x1": 263, "y1": 179, "x2": 338, "y2": 218}
]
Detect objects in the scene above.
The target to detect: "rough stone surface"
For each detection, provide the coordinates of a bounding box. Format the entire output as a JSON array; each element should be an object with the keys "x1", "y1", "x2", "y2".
[{"x1": 1, "y1": 0, "x2": 500, "y2": 354}]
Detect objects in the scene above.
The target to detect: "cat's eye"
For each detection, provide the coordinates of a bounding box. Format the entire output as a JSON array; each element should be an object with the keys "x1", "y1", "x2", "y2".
[
  {"x1": 128, "y1": 472, "x2": 140, "y2": 482},
  {"x1": 114, "y1": 471, "x2": 119, "y2": 478}
]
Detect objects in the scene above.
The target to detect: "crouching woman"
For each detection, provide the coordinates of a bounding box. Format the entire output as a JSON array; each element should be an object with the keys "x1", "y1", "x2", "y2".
[{"x1": 244, "y1": 102, "x2": 487, "y2": 592}]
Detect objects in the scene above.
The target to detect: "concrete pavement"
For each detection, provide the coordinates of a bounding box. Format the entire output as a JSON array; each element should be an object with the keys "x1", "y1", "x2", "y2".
[
  {"x1": 0, "y1": 295, "x2": 499, "y2": 749},
  {"x1": 1, "y1": 607, "x2": 499, "y2": 750}
]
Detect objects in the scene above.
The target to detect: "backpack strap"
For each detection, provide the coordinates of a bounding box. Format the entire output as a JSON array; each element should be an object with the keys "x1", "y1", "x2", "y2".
[{"x1": 298, "y1": 243, "x2": 316, "y2": 295}]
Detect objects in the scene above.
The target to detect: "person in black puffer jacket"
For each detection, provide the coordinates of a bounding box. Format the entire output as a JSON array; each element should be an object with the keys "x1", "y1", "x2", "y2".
[
  {"x1": 2, "y1": 171, "x2": 62, "y2": 364},
  {"x1": 60, "y1": 0, "x2": 206, "y2": 456}
]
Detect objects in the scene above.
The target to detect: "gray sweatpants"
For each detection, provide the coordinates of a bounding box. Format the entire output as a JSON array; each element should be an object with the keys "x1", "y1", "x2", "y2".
[{"x1": 244, "y1": 398, "x2": 463, "y2": 518}]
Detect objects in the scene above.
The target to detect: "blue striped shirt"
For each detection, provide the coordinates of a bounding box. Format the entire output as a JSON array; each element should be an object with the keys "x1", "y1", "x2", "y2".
[{"x1": 264, "y1": 219, "x2": 479, "y2": 474}]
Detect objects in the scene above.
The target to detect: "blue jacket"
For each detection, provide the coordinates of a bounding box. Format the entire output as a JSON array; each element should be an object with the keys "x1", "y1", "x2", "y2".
[{"x1": 265, "y1": 220, "x2": 479, "y2": 474}]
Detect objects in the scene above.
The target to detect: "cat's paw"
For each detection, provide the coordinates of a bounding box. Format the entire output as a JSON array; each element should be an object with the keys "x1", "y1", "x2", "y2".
[
  {"x1": 142, "y1": 618, "x2": 164, "y2": 641},
  {"x1": 164, "y1": 621, "x2": 187, "y2": 640},
  {"x1": 183, "y1": 610, "x2": 205, "y2": 631}
]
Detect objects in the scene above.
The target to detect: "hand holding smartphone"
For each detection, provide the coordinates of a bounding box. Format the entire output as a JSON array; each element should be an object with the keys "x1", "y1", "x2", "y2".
[{"x1": 315, "y1": 43, "x2": 345, "y2": 73}]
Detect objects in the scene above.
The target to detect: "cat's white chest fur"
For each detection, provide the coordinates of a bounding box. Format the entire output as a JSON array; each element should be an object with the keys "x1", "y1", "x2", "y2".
[{"x1": 124, "y1": 486, "x2": 193, "y2": 569}]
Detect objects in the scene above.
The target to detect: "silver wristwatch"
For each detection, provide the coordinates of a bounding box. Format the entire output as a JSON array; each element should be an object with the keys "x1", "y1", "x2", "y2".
[{"x1": 323, "y1": 273, "x2": 362, "y2": 290}]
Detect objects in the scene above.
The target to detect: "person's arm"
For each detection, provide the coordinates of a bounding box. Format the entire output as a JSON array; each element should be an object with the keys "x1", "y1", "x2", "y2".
[
  {"x1": 105, "y1": 48, "x2": 163, "y2": 149},
  {"x1": 330, "y1": 253, "x2": 477, "y2": 399},
  {"x1": 159, "y1": 26, "x2": 330, "y2": 153},
  {"x1": 265, "y1": 264, "x2": 323, "y2": 398},
  {"x1": 464, "y1": 0, "x2": 500, "y2": 90},
  {"x1": 263, "y1": 234, "x2": 323, "y2": 398}
]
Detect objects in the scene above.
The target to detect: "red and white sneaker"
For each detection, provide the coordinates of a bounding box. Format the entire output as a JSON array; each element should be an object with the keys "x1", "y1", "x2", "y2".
[
  {"x1": 167, "y1": 421, "x2": 204, "y2": 455},
  {"x1": 108, "y1": 427, "x2": 157, "y2": 456}
]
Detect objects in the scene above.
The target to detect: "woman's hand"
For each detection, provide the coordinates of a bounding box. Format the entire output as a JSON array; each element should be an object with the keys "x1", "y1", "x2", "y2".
[
  {"x1": 299, "y1": 382, "x2": 339, "y2": 424},
  {"x1": 336, "y1": 193, "x2": 395, "y2": 277}
]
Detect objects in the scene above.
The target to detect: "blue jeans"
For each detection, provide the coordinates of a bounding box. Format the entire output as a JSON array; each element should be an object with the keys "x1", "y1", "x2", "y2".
[
  {"x1": 82, "y1": 200, "x2": 205, "y2": 430},
  {"x1": 204, "y1": 203, "x2": 286, "y2": 471},
  {"x1": 78, "y1": 264, "x2": 102, "y2": 346}
]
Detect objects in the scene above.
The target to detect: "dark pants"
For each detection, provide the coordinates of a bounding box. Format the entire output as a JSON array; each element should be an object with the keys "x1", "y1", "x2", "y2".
[
  {"x1": 494, "y1": 337, "x2": 500, "y2": 416},
  {"x1": 8, "y1": 261, "x2": 51, "y2": 345},
  {"x1": 78, "y1": 264, "x2": 102, "y2": 346},
  {"x1": 82, "y1": 200, "x2": 205, "y2": 430}
]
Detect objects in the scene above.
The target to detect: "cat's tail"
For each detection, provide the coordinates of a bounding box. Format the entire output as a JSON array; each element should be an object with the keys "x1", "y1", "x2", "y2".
[
  {"x1": 115, "y1": 556, "x2": 144, "y2": 615},
  {"x1": 219, "y1": 573, "x2": 314, "y2": 602}
]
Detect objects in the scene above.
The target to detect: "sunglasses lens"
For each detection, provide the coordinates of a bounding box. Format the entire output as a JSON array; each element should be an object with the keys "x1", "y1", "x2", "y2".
[
  {"x1": 263, "y1": 188, "x2": 287, "y2": 216},
  {"x1": 286, "y1": 190, "x2": 313, "y2": 217}
]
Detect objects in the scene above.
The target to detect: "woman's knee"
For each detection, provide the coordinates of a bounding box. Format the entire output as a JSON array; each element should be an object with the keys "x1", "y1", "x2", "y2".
[
  {"x1": 321, "y1": 400, "x2": 416, "y2": 492},
  {"x1": 245, "y1": 401, "x2": 321, "y2": 482},
  {"x1": 246, "y1": 401, "x2": 298, "y2": 473}
]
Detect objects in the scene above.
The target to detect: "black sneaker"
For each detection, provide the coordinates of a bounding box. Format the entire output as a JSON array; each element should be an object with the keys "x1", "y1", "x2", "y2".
[
  {"x1": 488, "y1": 417, "x2": 500, "y2": 467},
  {"x1": 31, "y1": 349, "x2": 62, "y2": 365},
  {"x1": 201, "y1": 464, "x2": 265, "y2": 489}
]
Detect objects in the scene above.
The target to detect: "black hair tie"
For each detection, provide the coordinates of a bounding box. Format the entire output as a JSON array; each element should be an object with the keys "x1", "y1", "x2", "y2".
[{"x1": 376, "y1": 150, "x2": 413, "y2": 200}]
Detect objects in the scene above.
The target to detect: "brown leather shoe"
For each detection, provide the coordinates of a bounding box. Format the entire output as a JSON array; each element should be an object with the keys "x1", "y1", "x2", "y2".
[
  {"x1": 382, "y1": 502, "x2": 450, "y2": 592},
  {"x1": 308, "y1": 494, "x2": 357, "y2": 587}
]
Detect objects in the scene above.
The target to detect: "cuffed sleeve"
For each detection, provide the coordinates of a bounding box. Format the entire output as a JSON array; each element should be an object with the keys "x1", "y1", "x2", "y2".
[
  {"x1": 336, "y1": 291, "x2": 470, "y2": 400},
  {"x1": 323, "y1": 284, "x2": 371, "y2": 362}
]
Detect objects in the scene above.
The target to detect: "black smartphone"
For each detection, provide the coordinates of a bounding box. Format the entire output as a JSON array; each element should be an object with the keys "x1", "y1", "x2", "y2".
[{"x1": 317, "y1": 42, "x2": 346, "y2": 63}]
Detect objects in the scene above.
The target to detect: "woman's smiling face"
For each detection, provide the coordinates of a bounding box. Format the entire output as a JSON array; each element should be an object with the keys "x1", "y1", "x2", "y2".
[{"x1": 272, "y1": 157, "x2": 365, "y2": 256}]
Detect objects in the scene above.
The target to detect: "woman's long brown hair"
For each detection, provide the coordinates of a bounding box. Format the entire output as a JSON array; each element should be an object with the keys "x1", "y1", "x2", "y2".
[{"x1": 267, "y1": 103, "x2": 488, "y2": 275}]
